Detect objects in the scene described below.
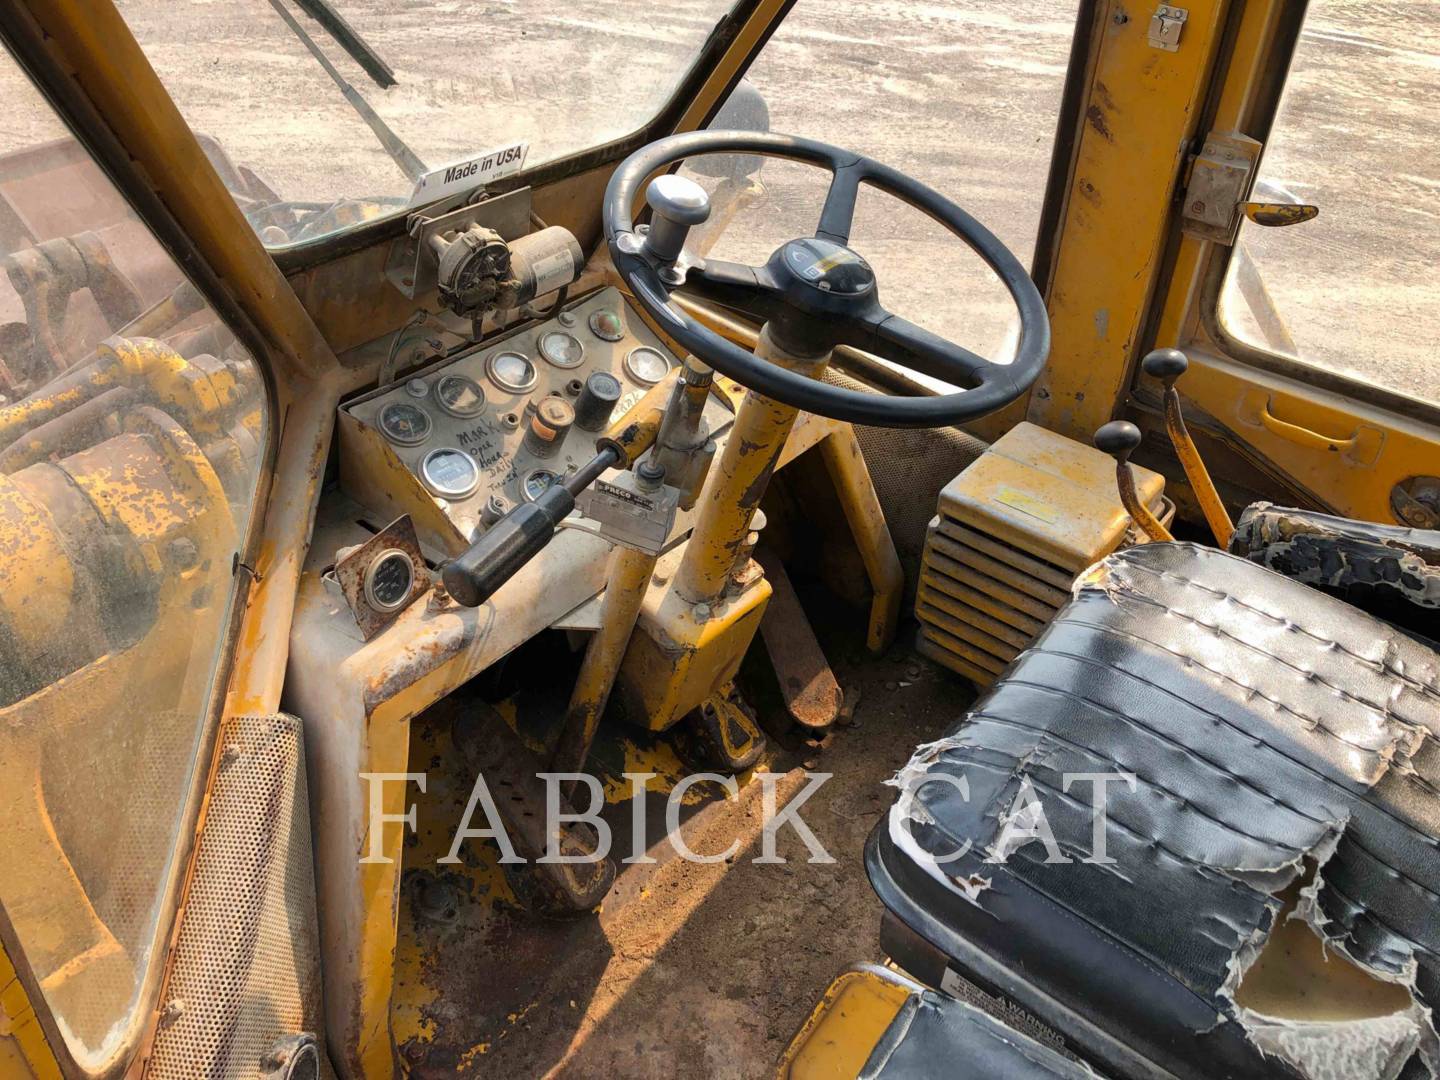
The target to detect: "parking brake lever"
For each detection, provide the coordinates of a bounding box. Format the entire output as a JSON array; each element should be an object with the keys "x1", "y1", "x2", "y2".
[
  {"x1": 442, "y1": 446, "x2": 619, "y2": 607},
  {"x1": 1094, "y1": 421, "x2": 1174, "y2": 543},
  {"x1": 1141, "y1": 348, "x2": 1234, "y2": 547}
]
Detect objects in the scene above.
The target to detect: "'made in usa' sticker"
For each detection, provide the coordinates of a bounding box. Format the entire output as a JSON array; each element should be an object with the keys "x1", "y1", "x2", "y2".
[{"x1": 409, "y1": 141, "x2": 529, "y2": 206}]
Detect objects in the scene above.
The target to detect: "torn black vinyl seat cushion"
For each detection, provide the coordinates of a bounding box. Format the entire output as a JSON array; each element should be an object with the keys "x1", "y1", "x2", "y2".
[{"x1": 868, "y1": 542, "x2": 1440, "y2": 1080}]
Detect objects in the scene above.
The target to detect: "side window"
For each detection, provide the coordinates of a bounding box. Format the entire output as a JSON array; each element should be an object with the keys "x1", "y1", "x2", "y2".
[
  {"x1": 1219, "y1": 3, "x2": 1438, "y2": 405},
  {"x1": 0, "y1": 47, "x2": 267, "y2": 1074},
  {"x1": 685, "y1": 0, "x2": 1080, "y2": 383}
]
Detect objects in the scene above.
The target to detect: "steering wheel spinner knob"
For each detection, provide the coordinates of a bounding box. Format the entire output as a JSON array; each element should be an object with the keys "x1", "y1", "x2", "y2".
[{"x1": 642, "y1": 174, "x2": 711, "y2": 267}]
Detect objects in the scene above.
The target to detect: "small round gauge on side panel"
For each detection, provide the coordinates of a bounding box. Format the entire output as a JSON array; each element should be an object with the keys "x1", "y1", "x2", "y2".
[
  {"x1": 588, "y1": 309, "x2": 624, "y2": 342},
  {"x1": 364, "y1": 548, "x2": 416, "y2": 612},
  {"x1": 377, "y1": 400, "x2": 432, "y2": 445},
  {"x1": 433, "y1": 372, "x2": 486, "y2": 418},
  {"x1": 420, "y1": 447, "x2": 482, "y2": 500},
  {"x1": 624, "y1": 345, "x2": 675, "y2": 387},
  {"x1": 486, "y1": 350, "x2": 538, "y2": 394},
  {"x1": 538, "y1": 330, "x2": 585, "y2": 369},
  {"x1": 521, "y1": 468, "x2": 559, "y2": 503}
]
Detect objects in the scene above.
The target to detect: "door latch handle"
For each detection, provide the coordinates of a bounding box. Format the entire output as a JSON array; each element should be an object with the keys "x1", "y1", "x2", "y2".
[{"x1": 1240, "y1": 201, "x2": 1319, "y2": 227}]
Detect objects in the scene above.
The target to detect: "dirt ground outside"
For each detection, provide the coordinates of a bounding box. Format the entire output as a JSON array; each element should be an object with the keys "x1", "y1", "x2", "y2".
[{"x1": 84, "y1": 0, "x2": 1440, "y2": 405}]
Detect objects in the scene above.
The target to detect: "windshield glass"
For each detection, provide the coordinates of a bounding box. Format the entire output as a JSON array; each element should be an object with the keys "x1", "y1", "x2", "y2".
[
  {"x1": 0, "y1": 43, "x2": 268, "y2": 1074},
  {"x1": 117, "y1": 0, "x2": 741, "y2": 249}
]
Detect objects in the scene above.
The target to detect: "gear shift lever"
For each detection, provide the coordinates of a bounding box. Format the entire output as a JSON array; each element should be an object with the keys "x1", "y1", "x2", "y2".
[
  {"x1": 1141, "y1": 348, "x2": 1234, "y2": 546},
  {"x1": 1095, "y1": 420, "x2": 1174, "y2": 543}
]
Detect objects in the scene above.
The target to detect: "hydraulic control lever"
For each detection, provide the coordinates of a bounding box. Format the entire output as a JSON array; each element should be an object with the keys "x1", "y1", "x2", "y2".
[
  {"x1": 1141, "y1": 348, "x2": 1234, "y2": 547},
  {"x1": 441, "y1": 445, "x2": 619, "y2": 607},
  {"x1": 440, "y1": 372, "x2": 680, "y2": 607},
  {"x1": 1094, "y1": 420, "x2": 1174, "y2": 543}
]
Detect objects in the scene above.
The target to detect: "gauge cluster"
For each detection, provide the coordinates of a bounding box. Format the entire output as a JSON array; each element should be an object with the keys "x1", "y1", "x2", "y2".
[{"x1": 341, "y1": 287, "x2": 700, "y2": 549}]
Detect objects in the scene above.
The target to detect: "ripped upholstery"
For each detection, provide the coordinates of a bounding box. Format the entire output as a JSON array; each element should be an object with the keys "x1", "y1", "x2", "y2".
[
  {"x1": 868, "y1": 543, "x2": 1440, "y2": 1079},
  {"x1": 1230, "y1": 502, "x2": 1440, "y2": 614}
]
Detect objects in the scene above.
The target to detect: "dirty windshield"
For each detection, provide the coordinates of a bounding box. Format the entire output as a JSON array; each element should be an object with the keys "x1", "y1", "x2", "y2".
[{"x1": 116, "y1": 0, "x2": 740, "y2": 249}]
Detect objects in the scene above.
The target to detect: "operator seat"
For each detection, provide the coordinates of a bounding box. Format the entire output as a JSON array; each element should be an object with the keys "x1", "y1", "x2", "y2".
[{"x1": 868, "y1": 542, "x2": 1440, "y2": 1080}]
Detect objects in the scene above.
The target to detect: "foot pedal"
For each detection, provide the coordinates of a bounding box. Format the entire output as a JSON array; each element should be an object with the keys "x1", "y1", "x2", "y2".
[
  {"x1": 756, "y1": 549, "x2": 842, "y2": 731},
  {"x1": 452, "y1": 705, "x2": 615, "y2": 915},
  {"x1": 684, "y1": 683, "x2": 767, "y2": 771}
]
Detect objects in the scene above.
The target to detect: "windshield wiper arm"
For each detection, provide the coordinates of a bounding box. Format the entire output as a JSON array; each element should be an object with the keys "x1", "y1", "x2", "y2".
[
  {"x1": 293, "y1": 0, "x2": 396, "y2": 89},
  {"x1": 268, "y1": 0, "x2": 427, "y2": 183}
]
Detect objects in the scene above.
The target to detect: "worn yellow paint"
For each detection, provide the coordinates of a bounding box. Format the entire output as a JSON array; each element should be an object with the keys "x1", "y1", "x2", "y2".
[
  {"x1": 1152, "y1": 351, "x2": 1440, "y2": 522},
  {"x1": 19, "y1": 0, "x2": 335, "y2": 382},
  {"x1": 817, "y1": 427, "x2": 902, "y2": 654},
  {"x1": 1030, "y1": 0, "x2": 1231, "y2": 439},
  {"x1": 675, "y1": 328, "x2": 826, "y2": 606},
  {"x1": 552, "y1": 545, "x2": 661, "y2": 775},
  {"x1": 617, "y1": 571, "x2": 772, "y2": 732},
  {"x1": 0, "y1": 942, "x2": 62, "y2": 1080},
  {"x1": 776, "y1": 965, "x2": 917, "y2": 1079},
  {"x1": 1141, "y1": 0, "x2": 1440, "y2": 521}
]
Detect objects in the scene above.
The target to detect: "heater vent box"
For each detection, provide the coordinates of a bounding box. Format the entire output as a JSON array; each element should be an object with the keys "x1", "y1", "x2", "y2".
[{"x1": 916, "y1": 422, "x2": 1168, "y2": 685}]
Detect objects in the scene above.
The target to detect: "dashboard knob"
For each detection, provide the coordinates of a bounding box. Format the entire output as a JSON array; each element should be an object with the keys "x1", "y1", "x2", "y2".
[
  {"x1": 524, "y1": 396, "x2": 576, "y2": 458},
  {"x1": 642, "y1": 174, "x2": 710, "y2": 265},
  {"x1": 575, "y1": 371, "x2": 623, "y2": 432}
]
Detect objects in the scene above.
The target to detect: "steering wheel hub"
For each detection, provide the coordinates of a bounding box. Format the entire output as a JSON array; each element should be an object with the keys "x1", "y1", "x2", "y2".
[{"x1": 776, "y1": 238, "x2": 875, "y2": 299}]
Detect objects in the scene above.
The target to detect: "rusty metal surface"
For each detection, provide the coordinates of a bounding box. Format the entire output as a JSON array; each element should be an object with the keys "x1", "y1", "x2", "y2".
[
  {"x1": 755, "y1": 547, "x2": 841, "y2": 731},
  {"x1": 332, "y1": 513, "x2": 430, "y2": 640},
  {"x1": 452, "y1": 702, "x2": 615, "y2": 913}
]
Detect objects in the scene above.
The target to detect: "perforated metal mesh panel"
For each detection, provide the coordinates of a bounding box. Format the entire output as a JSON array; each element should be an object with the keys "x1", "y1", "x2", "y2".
[{"x1": 145, "y1": 714, "x2": 325, "y2": 1080}]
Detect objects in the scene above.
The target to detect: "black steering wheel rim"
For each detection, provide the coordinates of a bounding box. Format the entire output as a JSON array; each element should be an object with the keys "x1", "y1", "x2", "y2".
[{"x1": 603, "y1": 130, "x2": 1050, "y2": 429}]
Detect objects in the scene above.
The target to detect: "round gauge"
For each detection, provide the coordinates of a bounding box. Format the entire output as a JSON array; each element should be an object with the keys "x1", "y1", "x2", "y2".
[
  {"x1": 624, "y1": 346, "x2": 675, "y2": 386},
  {"x1": 405, "y1": 378, "x2": 428, "y2": 398},
  {"x1": 588, "y1": 309, "x2": 624, "y2": 342},
  {"x1": 522, "y1": 468, "x2": 559, "y2": 503},
  {"x1": 377, "y1": 401, "x2": 432, "y2": 445},
  {"x1": 433, "y1": 373, "x2": 486, "y2": 418},
  {"x1": 364, "y1": 548, "x2": 415, "y2": 612},
  {"x1": 420, "y1": 447, "x2": 481, "y2": 500},
  {"x1": 486, "y1": 350, "x2": 537, "y2": 394},
  {"x1": 538, "y1": 330, "x2": 585, "y2": 368}
]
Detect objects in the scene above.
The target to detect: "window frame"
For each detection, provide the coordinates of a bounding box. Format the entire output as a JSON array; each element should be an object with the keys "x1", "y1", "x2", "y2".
[{"x1": 1193, "y1": 1, "x2": 1440, "y2": 430}]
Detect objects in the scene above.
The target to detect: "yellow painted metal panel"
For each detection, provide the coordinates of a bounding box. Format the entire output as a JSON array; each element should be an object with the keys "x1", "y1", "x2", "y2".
[{"x1": 1030, "y1": 0, "x2": 1231, "y2": 439}]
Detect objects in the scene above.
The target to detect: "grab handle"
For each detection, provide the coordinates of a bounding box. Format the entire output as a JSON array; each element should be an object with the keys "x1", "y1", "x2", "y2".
[{"x1": 1241, "y1": 390, "x2": 1383, "y2": 466}]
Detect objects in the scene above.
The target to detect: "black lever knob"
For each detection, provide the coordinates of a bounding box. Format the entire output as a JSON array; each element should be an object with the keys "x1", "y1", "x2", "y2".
[
  {"x1": 442, "y1": 485, "x2": 575, "y2": 607},
  {"x1": 1093, "y1": 420, "x2": 1143, "y2": 462},
  {"x1": 1141, "y1": 347, "x2": 1189, "y2": 386},
  {"x1": 441, "y1": 445, "x2": 620, "y2": 607}
]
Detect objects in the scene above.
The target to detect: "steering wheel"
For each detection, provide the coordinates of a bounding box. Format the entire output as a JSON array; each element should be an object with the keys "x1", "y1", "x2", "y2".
[{"x1": 604, "y1": 131, "x2": 1050, "y2": 429}]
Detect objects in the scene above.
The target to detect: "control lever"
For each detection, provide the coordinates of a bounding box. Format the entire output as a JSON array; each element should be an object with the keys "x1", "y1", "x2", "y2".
[
  {"x1": 1141, "y1": 348, "x2": 1234, "y2": 547},
  {"x1": 441, "y1": 445, "x2": 620, "y2": 607},
  {"x1": 1094, "y1": 421, "x2": 1174, "y2": 543}
]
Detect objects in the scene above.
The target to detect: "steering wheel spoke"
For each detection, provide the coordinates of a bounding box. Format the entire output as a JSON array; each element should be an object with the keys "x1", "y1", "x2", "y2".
[
  {"x1": 868, "y1": 312, "x2": 995, "y2": 390},
  {"x1": 817, "y1": 161, "x2": 865, "y2": 244},
  {"x1": 685, "y1": 258, "x2": 786, "y2": 320}
]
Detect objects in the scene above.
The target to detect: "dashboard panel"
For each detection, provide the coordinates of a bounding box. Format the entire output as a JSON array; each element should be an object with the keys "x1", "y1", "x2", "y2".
[{"x1": 337, "y1": 286, "x2": 732, "y2": 556}]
